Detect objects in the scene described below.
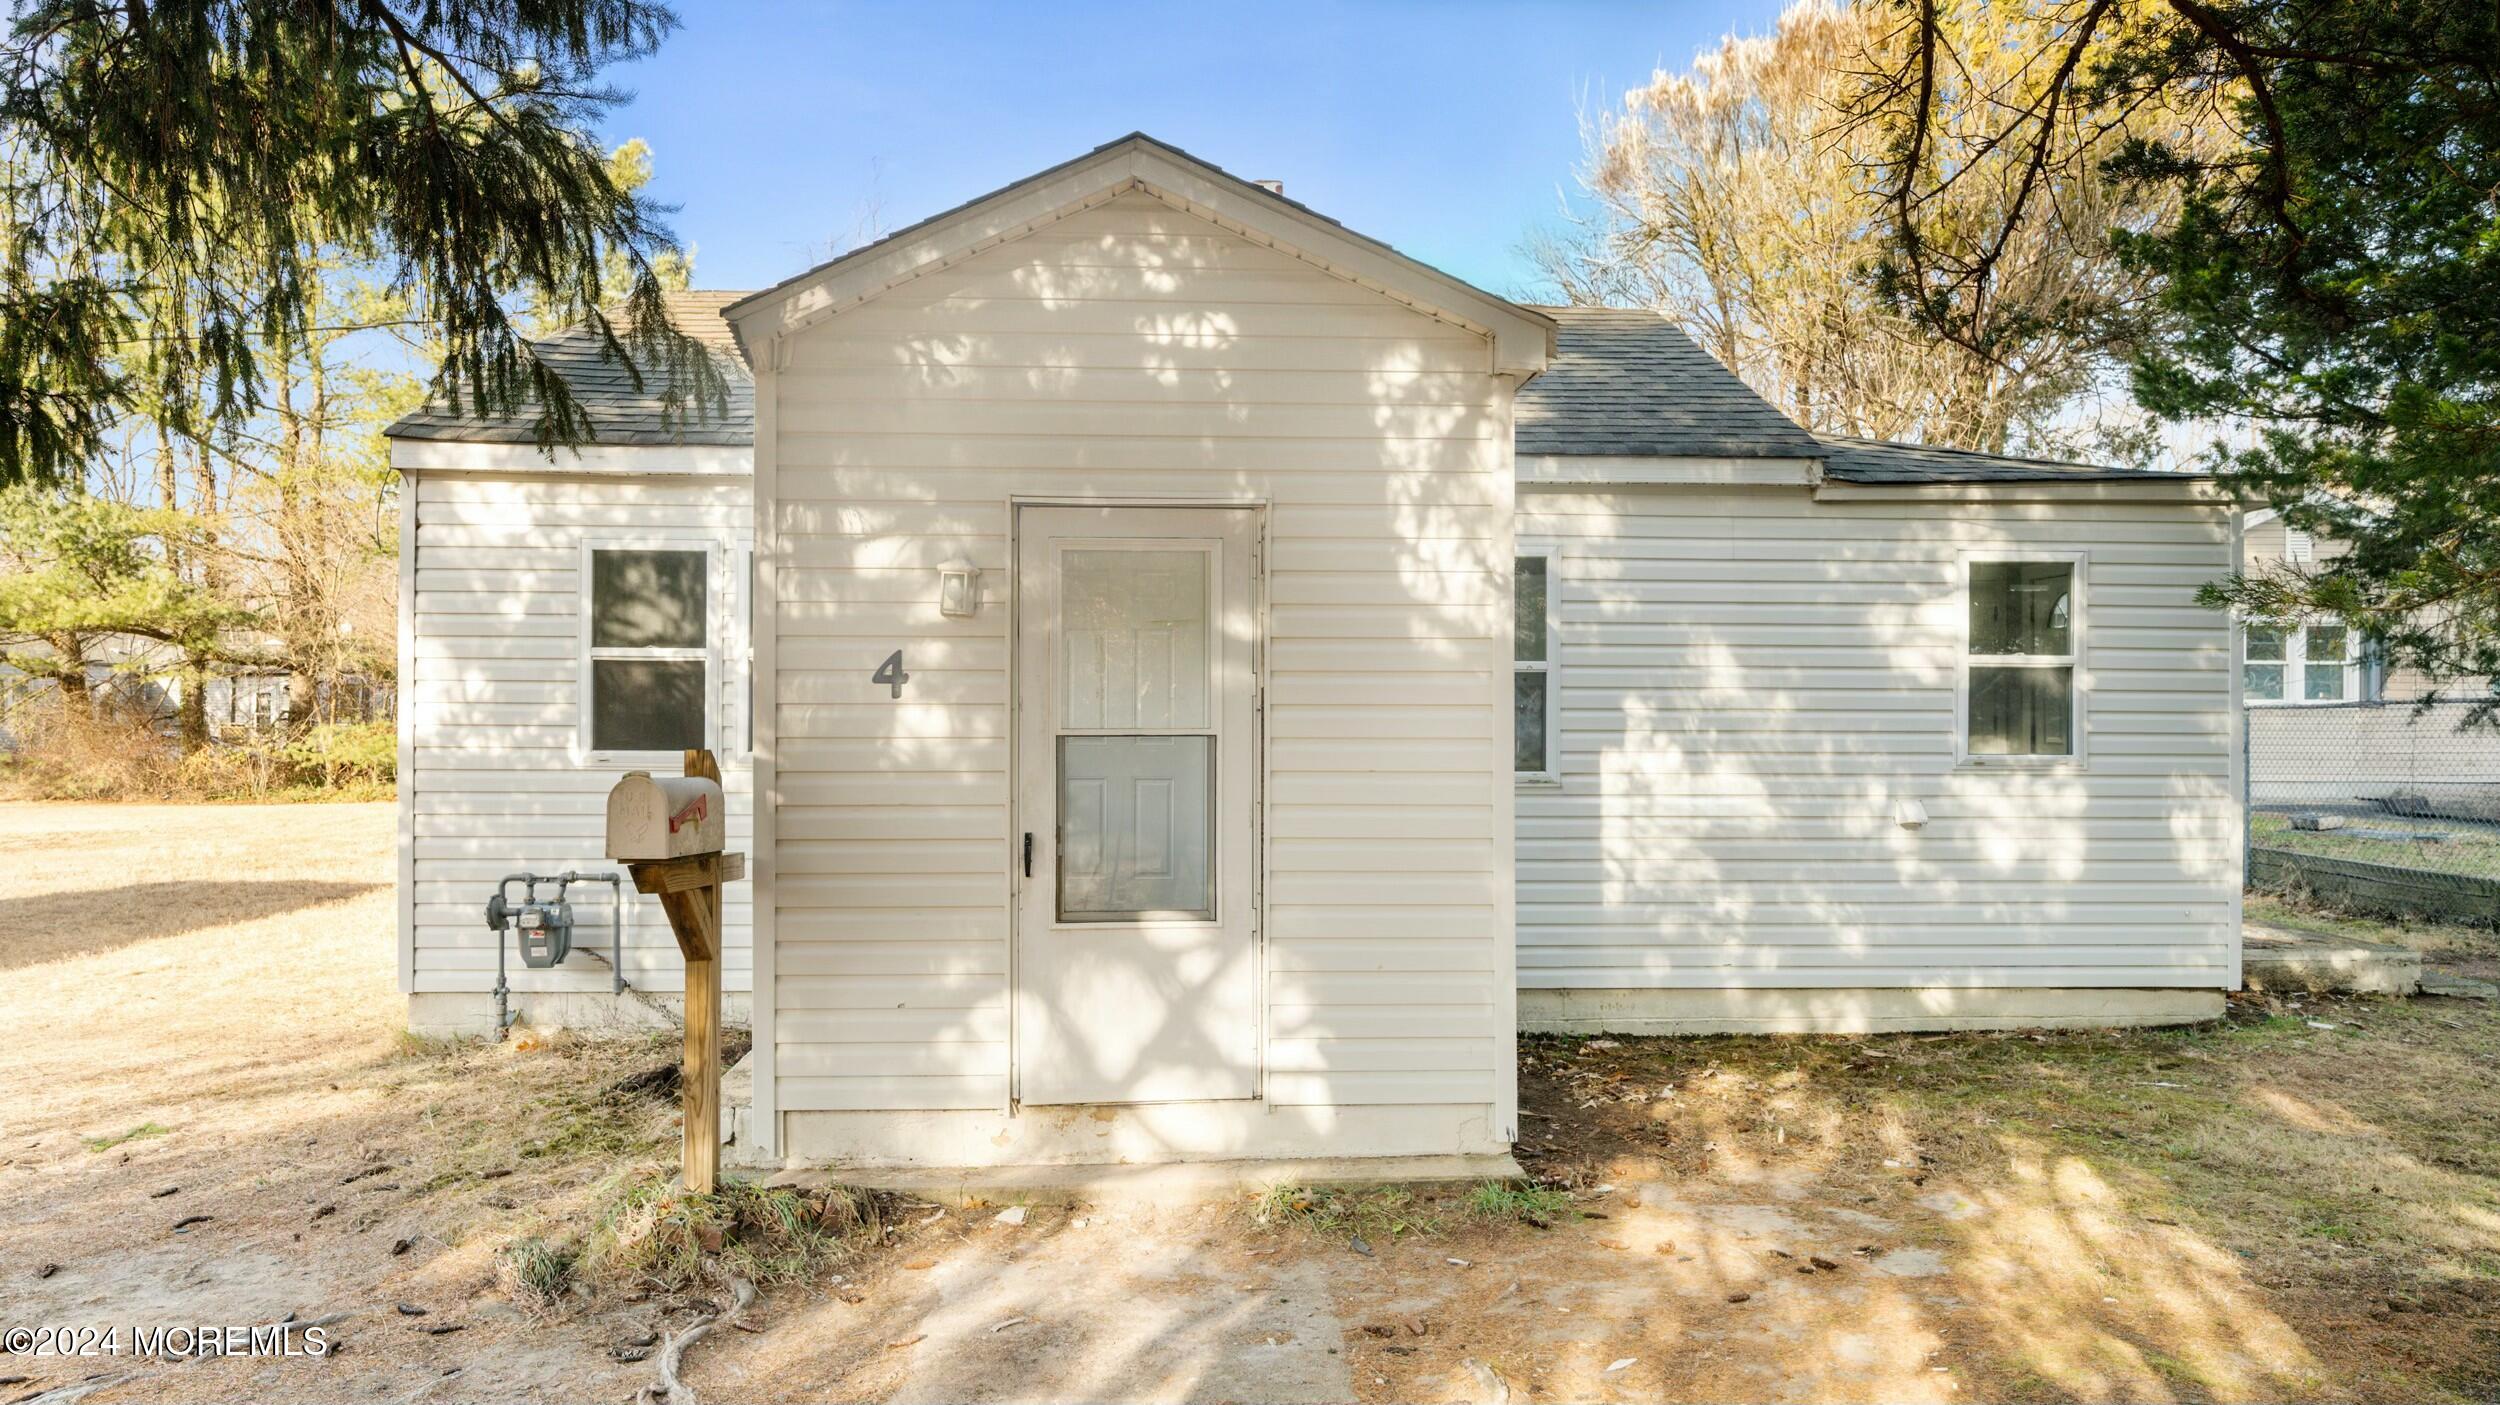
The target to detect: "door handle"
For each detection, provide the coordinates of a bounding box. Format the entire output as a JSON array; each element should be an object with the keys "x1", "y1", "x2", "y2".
[{"x1": 1022, "y1": 832, "x2": 1034, "y2": 878}]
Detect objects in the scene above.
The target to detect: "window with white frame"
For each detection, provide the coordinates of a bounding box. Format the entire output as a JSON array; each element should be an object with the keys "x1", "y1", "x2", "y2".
[
  {"x1": 1965, "y1": 557, "x2": 2079, "y2": 759},
  {"x1": 2243, "y1": 620, "x2": 2365, "y2": 704},
  {"x1": 584, "y1": 545, "x2": 712, "y2": 755},
  {"x1": 1515, "y1": 554, "x2": 1556, "y2": 778}
]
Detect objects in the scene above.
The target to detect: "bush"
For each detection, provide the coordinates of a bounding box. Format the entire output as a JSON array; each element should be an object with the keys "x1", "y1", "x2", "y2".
[
  {"x1": 1, "y1": 702, "x2": 395, "y2": 802},
  {"x1": 0, "y1": 706, "x2": 186, "y2": 800}
]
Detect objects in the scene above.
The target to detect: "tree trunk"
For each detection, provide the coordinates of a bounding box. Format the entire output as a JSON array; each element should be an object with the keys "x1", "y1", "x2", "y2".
[
  {"x1": 179, "y1": 655, "x2": 210, "y2": 751},
  {"x1": 48, "y1": 634, "x2": 91, "y2": 712}
]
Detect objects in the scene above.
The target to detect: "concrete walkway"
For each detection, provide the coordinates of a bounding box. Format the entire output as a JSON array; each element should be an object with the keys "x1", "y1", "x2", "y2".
[{"x1": 2243, "y1": 921, "x2": 2423, "y2": 994}]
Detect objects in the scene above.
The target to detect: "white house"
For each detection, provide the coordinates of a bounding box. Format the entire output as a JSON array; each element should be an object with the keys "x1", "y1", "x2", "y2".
[{"x1": 388, "y1": 135, "x2": 2241, "y2": 1169}]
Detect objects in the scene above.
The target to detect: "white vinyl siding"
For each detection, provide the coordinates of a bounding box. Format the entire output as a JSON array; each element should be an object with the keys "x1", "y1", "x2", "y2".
[
  {"x1": 1515, "y1": 485, "x2": 2238, "y2": 992},
  {"x1": 404, "y1": 470, "x2": 755, "y2": 996},
  {"x1": 769, "y1": 190, "x2": 1512, "y2": 1122}
]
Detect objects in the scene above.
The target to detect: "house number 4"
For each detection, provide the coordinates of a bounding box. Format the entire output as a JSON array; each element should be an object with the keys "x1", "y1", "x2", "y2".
[{"x1": 873, "y1": 650, "x2": 910, "y2": 699}]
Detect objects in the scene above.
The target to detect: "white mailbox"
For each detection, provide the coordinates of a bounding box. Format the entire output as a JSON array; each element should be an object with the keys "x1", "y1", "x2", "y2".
[{"x1": 605, "y1": 771, "x2": 726, "y2": 861}]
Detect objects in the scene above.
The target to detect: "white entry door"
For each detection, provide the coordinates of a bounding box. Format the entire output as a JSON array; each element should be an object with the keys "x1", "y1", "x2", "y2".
[{"x1": 1014, "y1": 506, "x2": 1259, "y2": 1105}]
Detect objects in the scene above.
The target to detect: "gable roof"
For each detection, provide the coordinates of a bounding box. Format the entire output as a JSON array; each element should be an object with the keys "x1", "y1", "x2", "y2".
[
  {"x1": 385, "y1": 289, "x2": 755, "y2": 447},
  {"x1": 1814, "y1": 435, "x2": 2208, "y2": 484},
  {"x1": 1515, "y1": 307, "x2": 1821, "y2": 459},
  {"x1": 723, "y1": 132, "x2": 1554, "y2": 375}
]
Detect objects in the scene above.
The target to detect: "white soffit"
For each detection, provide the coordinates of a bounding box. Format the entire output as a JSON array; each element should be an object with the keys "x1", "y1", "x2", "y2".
[{"x1": 389, "y1": 440, "x2": 754, "y2": 476}]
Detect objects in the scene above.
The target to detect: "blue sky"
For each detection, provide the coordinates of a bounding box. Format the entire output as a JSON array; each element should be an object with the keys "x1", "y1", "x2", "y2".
[{"x1": 600, "y1": 1, "x2": 1781, "y2": 302}]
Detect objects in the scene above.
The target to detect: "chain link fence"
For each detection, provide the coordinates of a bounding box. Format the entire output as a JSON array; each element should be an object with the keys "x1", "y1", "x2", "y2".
[{"x1": 2247, "y1": 700, "x2": 2500, "y2": 924}]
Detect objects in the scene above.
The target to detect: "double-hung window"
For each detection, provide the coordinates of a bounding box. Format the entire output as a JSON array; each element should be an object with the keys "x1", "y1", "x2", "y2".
[
  {"x1": 583, "y1": 544, "x2": 715, "y2": 758},
  {"x1": 1963, "y1": 555, "x2": 2081, "y2": 762},
  {"x1": 2242, "y1": 620, "x2": 2365, "y2": 704},
  {"x1": 1515, "y1": 554, "x2": 1557, "y2": 781}
]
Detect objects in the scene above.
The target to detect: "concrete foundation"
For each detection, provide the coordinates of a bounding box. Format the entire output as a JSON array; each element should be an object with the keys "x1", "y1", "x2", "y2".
[
  {"x1": 764, "y1": 1102, "x2": 1509, "y2": 1171},
  {"x1": 1518, "y1": 986, "x2": 2225, "y2": 1035},
  {"x1": 405, "y1": 990, "x2": 754, "y2": 1039},
  {"x1": 759, "y1": 1153, "x2": 1524, "y2": 1205}
]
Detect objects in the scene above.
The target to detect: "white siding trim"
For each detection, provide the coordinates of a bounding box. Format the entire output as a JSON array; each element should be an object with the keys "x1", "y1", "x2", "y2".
[
  {"x1": 396, "y1": 477, "x2": 418, "y2": 996},
  {"x1": 1816, "y1": 479, "x2": 2228, "y2": 505},
  {"x1": 2227, "y1": 509, "x2": 2247, "y2": 992},
  {"x1": 750, "y1": 355, "x2": 780, "y2": 1156},
  {"x1": 1521, "y1": 455, "x2": 1821, "y2": 487},
  {"x1": 389, "y1": 440, "x2": 752, "y2": 476},
  {"x1": 1490, "y1": 384, "x2": 1521, "y2": 1147}
]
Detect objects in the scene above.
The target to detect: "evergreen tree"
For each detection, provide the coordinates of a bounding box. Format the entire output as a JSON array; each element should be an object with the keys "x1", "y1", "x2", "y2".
[
  {"x1": 1856, "y1": 0, "x2": 2500, "y2": 702},
  {"x1": 0, "y1": 0, "x2": 725, "y2": 485}
]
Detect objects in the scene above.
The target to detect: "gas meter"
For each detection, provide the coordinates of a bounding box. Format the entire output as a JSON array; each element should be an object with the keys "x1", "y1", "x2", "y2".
[
  {"x1": 485, "y1": 876, "x2": 575, "y2": 968},
  {"x1": 481, "y1": 869, "x2": 626, "y2": 1038}
]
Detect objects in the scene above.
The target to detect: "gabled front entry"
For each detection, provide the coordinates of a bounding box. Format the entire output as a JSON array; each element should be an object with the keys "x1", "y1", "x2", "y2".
[{"x1": 1012, "y1": 505, "x2": 1261, "y2": 1106}]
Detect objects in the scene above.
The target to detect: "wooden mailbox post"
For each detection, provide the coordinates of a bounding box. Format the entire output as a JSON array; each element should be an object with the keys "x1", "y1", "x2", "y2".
[{"x1": 607, "y1": 749, "x2": 746, "y2": 1194}]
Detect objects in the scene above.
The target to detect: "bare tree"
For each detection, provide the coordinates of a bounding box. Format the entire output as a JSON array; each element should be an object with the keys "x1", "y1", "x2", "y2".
[{"x1": 1535, "y1": 0, "x2": 2220, "y2": 457}]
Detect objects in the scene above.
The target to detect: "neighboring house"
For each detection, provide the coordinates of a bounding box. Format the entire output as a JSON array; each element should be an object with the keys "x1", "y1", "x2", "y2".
[
  {"x1": 386, "y1": 135, "x2": 2239, "y2": 1169},
  {"x1": 0, "y1": 637, "x2": 371, "y2": 745},
  {"x1": 2238, "y1": 506, "x2": 2500, "y2": 819}
]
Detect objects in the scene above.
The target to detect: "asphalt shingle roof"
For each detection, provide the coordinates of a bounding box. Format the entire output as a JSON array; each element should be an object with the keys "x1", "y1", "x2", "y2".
[
  {"x1": 1814, "y1": 435, "x2": 2204, "y2": 484},
  {"x1": 385, "y1": 290, "x2": 755, "y2": 447},
  {"x1": 1514, "y1": 306, "x2": 1823, "y2": 459},
  {"x1": 386, "y1": 289, "x2": 2190, "y2": 486}
]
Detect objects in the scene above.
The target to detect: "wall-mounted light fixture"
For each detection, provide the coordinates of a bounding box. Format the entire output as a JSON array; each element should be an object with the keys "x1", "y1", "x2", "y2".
[{"x1": 937, "y1": 557, "x2": 981, "y2": 619}]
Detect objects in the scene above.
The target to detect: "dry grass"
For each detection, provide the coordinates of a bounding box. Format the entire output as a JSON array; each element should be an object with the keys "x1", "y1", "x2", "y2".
[
  {"x1": 5, "y1": 801, "x2": 2497, "y2": 1404},
  {"x1": 0, "y1": 802, "x2": 694, "y2": 1400},
  {"x1": 2250, "y1": 889, "x2": 2500, "y2": 974},
  {"x1": 1512, "y1": 998, "x2": 2500, "y2": 1403}
]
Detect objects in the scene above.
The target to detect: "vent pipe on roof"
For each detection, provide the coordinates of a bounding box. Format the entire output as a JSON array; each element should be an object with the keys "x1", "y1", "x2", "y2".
[{"x1": 1253, "y1": 179, "x2": 1284, "y2": 196}]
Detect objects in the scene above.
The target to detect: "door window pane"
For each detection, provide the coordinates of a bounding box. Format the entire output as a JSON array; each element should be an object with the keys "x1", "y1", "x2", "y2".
[
  {"x1": 1970, "y1": 562, "x2": 2073, "y2": 655},
  {"x1": 591, "y1": 660, "x2": 707, "y2": 752},
  {"x1": 1058, "y1": 735, "x2": 1214, "y2": 921},
  {"x1": 593, "y1": 549, "x2": 707, "y2": 648},
  {"x1": 1062, "y1": 549, "x2": 1209, "y2": 730},
  {"x1": 1516, "y1": 557, "x2": 1547, "y2": 662},
  {"x1": 1969, "y1": 666, "x2": 2073, "y2": 756},
  {"x1": 1515, "y1": 672, "x2": 1548, "y2": 772}
]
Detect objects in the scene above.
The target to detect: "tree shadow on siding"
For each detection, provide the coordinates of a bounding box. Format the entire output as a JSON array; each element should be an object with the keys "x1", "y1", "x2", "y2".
[{"x1": 0, "y1": 880, "x2": 387, "y2": 971}]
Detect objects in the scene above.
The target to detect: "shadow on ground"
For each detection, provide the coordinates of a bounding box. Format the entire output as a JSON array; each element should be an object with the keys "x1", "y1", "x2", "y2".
[{"x1": 0, "y1": 880, "x2": 386, "y2": 970}]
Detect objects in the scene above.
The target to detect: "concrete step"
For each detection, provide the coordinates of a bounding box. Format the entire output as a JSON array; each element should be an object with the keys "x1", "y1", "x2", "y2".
[
  {"x1": 2421, "y1": 969, "x2": 2498, "y2": 1000},
  {"x1": 2243, "y1": 923, "x2": 2422, "y2": 995}
]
